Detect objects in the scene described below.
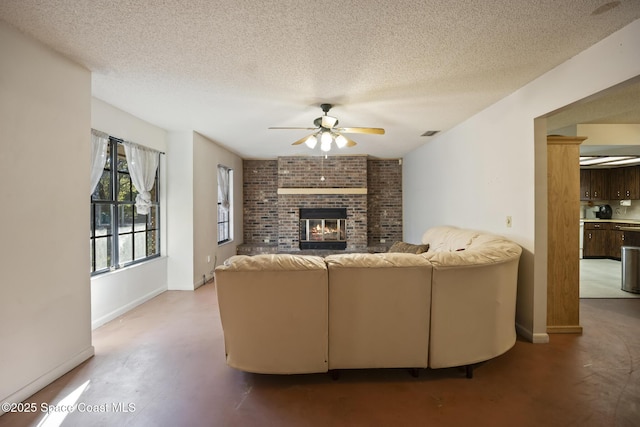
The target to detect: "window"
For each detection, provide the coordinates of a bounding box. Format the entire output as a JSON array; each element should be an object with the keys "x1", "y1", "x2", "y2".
[
  {"x1": 217, "y1": 165, "x2": 233, "y2": 244},
  {"x1": 90, "y1": 138, "x2": 160, "y2": 274}
]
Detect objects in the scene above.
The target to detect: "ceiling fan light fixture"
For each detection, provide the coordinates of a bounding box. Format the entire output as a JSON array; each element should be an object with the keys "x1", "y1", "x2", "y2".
[
  {"x1": 335, "y1": 134, "x2": 347, "y2": 149},
  {"x1": 320, "y1": 132, "x2": 332, "y2": 152},
  {"x1": 320, "y1": 131, "x2": 333, "y2": 144},
  {"x1": 321, "y1": 115, "x2": 339, "y2": 128},
  {"x1": 320, "y1": 141, "x2": 332, "y2": 152},
  {"x1": 304, "y1": 134, "x2": 318, "y2": 149}
]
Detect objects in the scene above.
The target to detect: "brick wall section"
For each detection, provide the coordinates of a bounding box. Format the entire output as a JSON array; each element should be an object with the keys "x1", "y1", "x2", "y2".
[
  {"x1": 241, "y1": 156, "x2": 401, "y2": 253},
  {"x1": 243, "y1": 160, "x2": 278, "y2": 244},
  {"x1": 367, "y1": 159, "x2": 403, "y2": 246},
  {"x1": 277, "y1": 155, "x2": 368, "y2": 251},
  {"x1": 278, "y1": 156, "x2": 367, "y2": 188}
]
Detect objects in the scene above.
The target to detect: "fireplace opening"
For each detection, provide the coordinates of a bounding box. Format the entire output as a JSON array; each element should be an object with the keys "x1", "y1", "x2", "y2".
[{"x1": 299, "y1": 208, "x2": 347, "y2": 250}]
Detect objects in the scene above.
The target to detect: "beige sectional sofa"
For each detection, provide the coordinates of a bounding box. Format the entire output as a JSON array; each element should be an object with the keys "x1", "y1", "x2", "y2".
[
  {"x1": 420, "y1": 226, "x2": 522, "y2": 374},
  {"x1": 325, "y1": 253, "x2": 433, "y2": 371},
  {"x1": 214, "y1": 226, "x2": 522, "y2": 378},
  {"x1": 214, "y1": 254, "x2": 329, "y2": 374}
]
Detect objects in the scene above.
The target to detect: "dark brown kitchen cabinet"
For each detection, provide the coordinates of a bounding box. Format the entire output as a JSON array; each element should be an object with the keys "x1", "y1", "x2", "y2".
[
  {"x1": 590, "y1": 169, "x2": 608, "y2": 200},
  {"x1": 609, "y1": 166, "x2": 639, "y2": 200},
  {"x1": 627, "y1": 166, "x2": 639, "y2": 199},
  {"x1": 609, "y1": 168, "x2": 625, "y2": 199},
  {"x1": 580, "y1": 169, "x2": 609, "y2": 200},
  {"x1": 580, "y1": 169, "x2": 591, "y2": 200},
  {"x1": 609, "y1": 223, "x2": 630, "y2": 260},
  {"x1": 583, "y1": 222, "x2": 608, "y2": 257},
  {"x1": 583, "y1": 222, "x2": 631, "y2": 259}
]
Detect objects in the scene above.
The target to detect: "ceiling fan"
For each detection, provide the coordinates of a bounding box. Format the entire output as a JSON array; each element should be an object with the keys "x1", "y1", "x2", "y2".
[{"x1": 269, "y1": 104, "x2": 385, "y2": 152}]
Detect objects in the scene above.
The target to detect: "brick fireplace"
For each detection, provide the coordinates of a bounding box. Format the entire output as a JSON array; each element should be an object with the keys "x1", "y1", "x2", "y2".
[{"x1": 240, "y1": 155, "x2": 402, "y2": 255}]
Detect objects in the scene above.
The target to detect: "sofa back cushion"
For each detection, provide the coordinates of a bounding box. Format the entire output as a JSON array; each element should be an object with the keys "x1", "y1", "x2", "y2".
[
  {"x1": 324, "y1": 252, "x2": 432, "y2": 369},
  {"x1": 221, "y1": 253, "x2": 326, "y2": 271},
  {"x1": 421, "y1": 226, "x2": 480, "y2": 252},
  {"x1": 214, "y1": 254, "x2": 328, "y2": 374},
  {"x1": 325, "y1": 252, "x2": 430, "y2": 268},
  {"x1": 420, "y1": 226, "x2": 522, "y2": 267}
]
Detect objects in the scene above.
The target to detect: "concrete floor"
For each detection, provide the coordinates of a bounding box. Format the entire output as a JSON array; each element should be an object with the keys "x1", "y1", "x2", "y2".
[{"x1": 1, "y1": 283, "x2": 639, "y2": 427}]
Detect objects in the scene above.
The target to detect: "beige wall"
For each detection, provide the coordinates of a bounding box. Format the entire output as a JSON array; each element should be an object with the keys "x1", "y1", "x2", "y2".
[
  {"x1": 193, "y1": 132, "x2": 243, "y2": 285},
  {"x1": 578, "y1": 124, "x2": 640, "y2": 146},
  {"x1": 0, "y1": 21, "x2": 94, "y2": 406},
  {"x1": 167, "y1": 131, "x2": 195, "y2": 290},
  {"x1": 167, "y1": 131, "x2": 243, "y2": 290},
  {"x1": 404, "y1": 19, "x2": 640, "y2": 343}
]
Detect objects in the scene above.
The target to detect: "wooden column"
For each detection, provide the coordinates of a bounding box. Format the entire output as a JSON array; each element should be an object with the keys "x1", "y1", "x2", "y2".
[{"x1": 547, "y1": 135, "x2": 587, "y2": 334}]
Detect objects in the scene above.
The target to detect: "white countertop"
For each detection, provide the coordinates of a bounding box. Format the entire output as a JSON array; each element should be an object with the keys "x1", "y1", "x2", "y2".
[{"x1": 581, "y1": 218, "x2": 640, "y2": 224}]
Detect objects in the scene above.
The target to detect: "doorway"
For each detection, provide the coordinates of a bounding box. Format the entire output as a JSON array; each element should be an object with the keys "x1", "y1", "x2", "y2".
[{"x1": 546, "y1": 75, "x2": 640, "y2": 304}]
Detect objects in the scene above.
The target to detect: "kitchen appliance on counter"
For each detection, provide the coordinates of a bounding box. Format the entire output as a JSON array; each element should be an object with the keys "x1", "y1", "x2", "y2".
[{"x1": 596, "y1": 204, "x2": 613, "y2": 219}]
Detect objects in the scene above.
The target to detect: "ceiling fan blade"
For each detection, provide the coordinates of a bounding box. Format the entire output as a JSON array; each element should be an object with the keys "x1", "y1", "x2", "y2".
[
  {"x1": 337, "y1": 127, "x2": 385, "y2": 135},
  {"x1": 291, "y1": 134, "x2": 314, "y2": 145},
  {"x1": 343, "y1": 136, "x2": 358, "y2": 147},
  {"x1": 321, "y1": 115, "x2": 338, "y2": 128},
  {"x1": 269, "y1": 127, "x2": 318, "y2": 130}
]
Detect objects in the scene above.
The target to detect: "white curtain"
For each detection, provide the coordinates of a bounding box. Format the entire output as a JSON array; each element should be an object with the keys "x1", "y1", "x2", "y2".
[
  {"x1": 218, "y1": 165, "x2": 230, "y2": 211},
  {"x1": 124, "y1": 142, "x2": 160, "y2": 215},
  {"x1": 90, "y1": 129, "x2": 109, "y2": 195}
]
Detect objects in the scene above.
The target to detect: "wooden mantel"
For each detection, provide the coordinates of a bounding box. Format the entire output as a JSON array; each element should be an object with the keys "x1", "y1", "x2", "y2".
[{"x1": 547, "y1": 135, "x2": 587, "y2": 334}]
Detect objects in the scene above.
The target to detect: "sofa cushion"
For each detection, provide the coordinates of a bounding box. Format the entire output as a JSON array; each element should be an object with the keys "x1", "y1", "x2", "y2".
[
  {"x1": 421, "y1": 235, "x2": 522, "y2": 267},
  {"x1": 325, "y1": 252, "x2": 431, "y2": 268},
  {"x1": 421, "y1": 226, "x2": 480, "y2": 252},
  {"x1": 388, "y1": 241, "x2": 430, "y2": 254},
  {"x1": 221, "y1": 254, "x2": 326, "y2": 271},
  {"x1": 325, "y1": 252, "x2": 432, "y2": 370}
]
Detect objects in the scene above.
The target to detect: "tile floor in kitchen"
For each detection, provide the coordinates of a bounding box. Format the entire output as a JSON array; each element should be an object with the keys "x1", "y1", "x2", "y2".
[{"x1": 580, "y1": 258, "x2": 640, "y2": 298}]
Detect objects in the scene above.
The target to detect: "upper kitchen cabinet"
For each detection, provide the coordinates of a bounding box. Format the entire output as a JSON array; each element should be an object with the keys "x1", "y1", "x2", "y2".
[
  {"x1": 609, "y1": 166, "x2": 639, "y2": 200},
  {"x1": 580, "y1": 169, "x2": 591, "y2": 200},
  {"x1": 580, "y1": 169, "x2": 609, "y2": 200}
]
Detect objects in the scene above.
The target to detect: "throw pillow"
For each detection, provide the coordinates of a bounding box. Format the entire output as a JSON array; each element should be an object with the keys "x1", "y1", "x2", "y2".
[{"x1": 388, "y1": 241, "x2": 429, "y2": 254}]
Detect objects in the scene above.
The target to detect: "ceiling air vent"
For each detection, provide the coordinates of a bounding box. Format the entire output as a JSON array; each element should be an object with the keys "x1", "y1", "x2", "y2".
[{"x1": 421, "y1": 130, "x2": 439, "y2": 137}]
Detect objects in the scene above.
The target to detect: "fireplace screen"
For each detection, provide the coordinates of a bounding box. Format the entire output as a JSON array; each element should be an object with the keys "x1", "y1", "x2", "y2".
[{"x1": 299, "y1": 208, "x2": 347, "y2": 250}]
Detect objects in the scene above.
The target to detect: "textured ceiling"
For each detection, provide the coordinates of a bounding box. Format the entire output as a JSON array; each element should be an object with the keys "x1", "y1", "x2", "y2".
[{"x1": 1, "y1": 1, "x2": 639, "y2": 158}]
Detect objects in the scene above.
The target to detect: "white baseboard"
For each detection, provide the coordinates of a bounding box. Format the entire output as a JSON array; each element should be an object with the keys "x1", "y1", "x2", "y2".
[
  {"x1": 194, "y1": 272, "x2": 216, "y2": 289},
  {"x1": 516, "y1": 322, "x2": 549, "y2": 344},
  {"x1": 530, "y1": 332, "x2": 550, "y2": 344},
  {"x1": 0, "y1": 345, "x2": 95, "y2": 415},
  {"x1": 91, "y1": 287, "x2": 166, "y2": 330}
]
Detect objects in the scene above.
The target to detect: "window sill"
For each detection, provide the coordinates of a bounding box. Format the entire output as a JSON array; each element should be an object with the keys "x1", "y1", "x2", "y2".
[{"x1": 91, "y1": 255, "x2": 165, "y2": 278}]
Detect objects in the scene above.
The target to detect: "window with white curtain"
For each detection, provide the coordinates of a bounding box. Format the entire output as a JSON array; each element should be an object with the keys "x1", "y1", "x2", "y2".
[
  {"x1": 217, "y1": 165, "x2": 233, "y2": 244},
  {"x1": 90, "y1": 135, "x2": 161, "y2": 274}
]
